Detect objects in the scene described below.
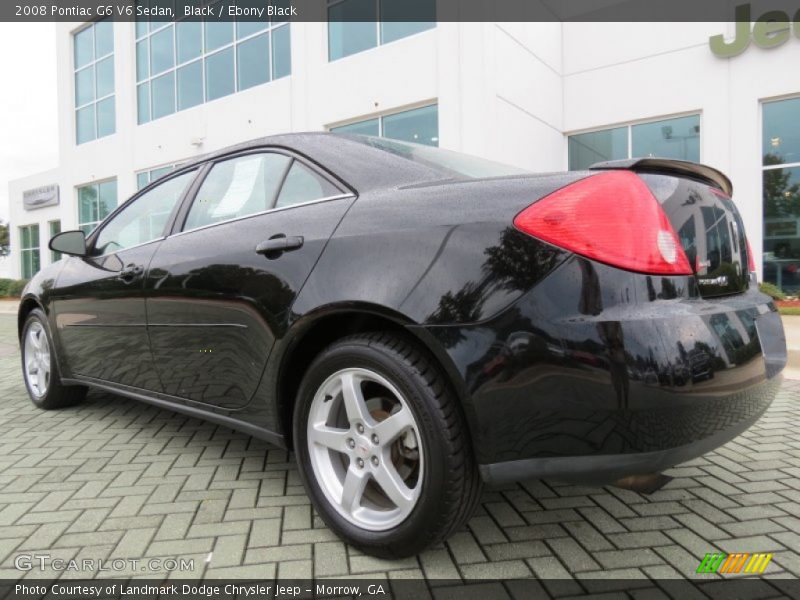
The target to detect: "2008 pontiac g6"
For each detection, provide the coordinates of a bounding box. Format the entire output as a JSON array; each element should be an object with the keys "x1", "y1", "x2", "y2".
[{"x1": 19, "y1": 133, "x2": 786, "y2": 557}]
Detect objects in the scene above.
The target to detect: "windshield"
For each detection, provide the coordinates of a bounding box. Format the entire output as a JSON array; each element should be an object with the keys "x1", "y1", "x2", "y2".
[{"x1": 342, "y1": 135, "x2": 532, "y2": 179}]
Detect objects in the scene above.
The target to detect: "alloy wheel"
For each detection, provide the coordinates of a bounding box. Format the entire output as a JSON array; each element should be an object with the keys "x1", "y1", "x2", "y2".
[
  {"x1": 24, "y1": 322, "x2": 50, "y2": 398},
  {"x1": 306, "y1": 367, "x2": 423, "y2": 531}
]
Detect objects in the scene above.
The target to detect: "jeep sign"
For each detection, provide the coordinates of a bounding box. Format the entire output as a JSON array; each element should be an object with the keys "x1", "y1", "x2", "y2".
[{"x1": 710, "y1": 4, "x2": 800, "y2": 58}]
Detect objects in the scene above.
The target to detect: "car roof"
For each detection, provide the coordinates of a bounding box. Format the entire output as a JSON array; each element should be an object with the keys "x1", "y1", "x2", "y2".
[{"x1": 178, "y1": 132, "x2": 448, "y2": 193}]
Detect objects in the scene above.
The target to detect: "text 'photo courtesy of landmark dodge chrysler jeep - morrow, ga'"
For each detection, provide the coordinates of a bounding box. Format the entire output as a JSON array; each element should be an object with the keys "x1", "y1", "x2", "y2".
[{"x1": 18, "y1": 133, "x2": 786, "y2": 557}]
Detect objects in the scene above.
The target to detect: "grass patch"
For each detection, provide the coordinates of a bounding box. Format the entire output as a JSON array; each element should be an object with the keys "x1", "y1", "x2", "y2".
[{"x1": 779, "y1": 307, "x2": 800, "y2": 316}]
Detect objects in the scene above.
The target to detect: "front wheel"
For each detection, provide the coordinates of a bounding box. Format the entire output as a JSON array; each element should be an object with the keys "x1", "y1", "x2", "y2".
[
  {"x1": 21, "y1": 309, "x2": 86, "y2": 410},
  {"x1": 293, "y1": 332, "x2": 482, "y2": 558}
]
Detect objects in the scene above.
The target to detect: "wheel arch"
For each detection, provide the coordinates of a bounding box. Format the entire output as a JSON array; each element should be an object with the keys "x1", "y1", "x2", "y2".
[
  {"x1": 17, "y1": 295, "x2": 43, "y2": 340},
  {"x1": 276, "y1": 304, "x2": 478, "y2": 456}
]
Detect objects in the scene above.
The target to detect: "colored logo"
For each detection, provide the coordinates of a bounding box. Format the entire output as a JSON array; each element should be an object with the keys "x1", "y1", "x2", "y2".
[{"x1": 696, "y1": 552, "x2": 773, "y2": 574}]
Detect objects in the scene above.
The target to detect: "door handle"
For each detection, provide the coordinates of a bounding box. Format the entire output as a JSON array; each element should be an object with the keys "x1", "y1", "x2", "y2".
[
  {"x1": 255, "y1": 235, "x2": 304, "y2": 257},
  {"x1": 117, "y1": 263, "x2": 144, "y2": 282}
]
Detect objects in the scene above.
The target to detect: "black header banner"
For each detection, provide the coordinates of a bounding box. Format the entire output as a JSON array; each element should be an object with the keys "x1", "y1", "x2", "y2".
[{"x1": 3, "y1": 0, "x2": 800, "y2": 23}]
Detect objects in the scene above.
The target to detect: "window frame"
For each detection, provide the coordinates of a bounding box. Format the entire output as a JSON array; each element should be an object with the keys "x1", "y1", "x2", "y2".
[
  {"x1": 85, "y1": 168, "x2": 199, "y2": 257},
  {"x1": 566, "y1": 112, "x2": 703, "y2": 170},
  {"x1": 172, "y1": 147, "x2": 353, "y2": 237},
  {"x1": 73, "y1": 19, "x2": 116, "y2": 145}
]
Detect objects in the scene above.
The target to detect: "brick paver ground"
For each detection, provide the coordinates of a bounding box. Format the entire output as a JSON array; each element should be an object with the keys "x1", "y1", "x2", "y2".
[{"x1": 1, "y1": 313, "x2": 800, "y2": 593}]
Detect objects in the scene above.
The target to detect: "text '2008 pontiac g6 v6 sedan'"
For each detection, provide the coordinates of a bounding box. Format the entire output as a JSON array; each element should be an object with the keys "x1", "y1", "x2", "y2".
[{"x1": 18, "y1": 133, "x2": 786, "y2": 557}]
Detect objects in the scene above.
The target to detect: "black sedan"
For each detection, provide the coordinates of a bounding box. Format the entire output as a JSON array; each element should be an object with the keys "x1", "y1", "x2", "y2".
[{"x1": 19, "y1": 134, "x2": 786, "y2": 558}]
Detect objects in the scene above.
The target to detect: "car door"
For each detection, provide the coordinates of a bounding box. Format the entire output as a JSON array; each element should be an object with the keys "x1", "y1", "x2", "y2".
[
  {"x1": 52, "y1": 169, "x2": 199, "y2": 390},
  {"x1": 146, "y1": 149, "x2": 355, "y2": 409}
]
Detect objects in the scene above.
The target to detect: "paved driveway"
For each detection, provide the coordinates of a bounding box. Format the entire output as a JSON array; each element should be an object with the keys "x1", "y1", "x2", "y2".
[{"x1": 1, "y1": 313, "x2": 799, "y2": 594}]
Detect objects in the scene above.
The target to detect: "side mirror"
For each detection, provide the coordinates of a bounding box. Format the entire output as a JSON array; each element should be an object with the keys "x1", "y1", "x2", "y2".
[{"x1": 49, "y1": 230, "x2": 87, "y2": 257}]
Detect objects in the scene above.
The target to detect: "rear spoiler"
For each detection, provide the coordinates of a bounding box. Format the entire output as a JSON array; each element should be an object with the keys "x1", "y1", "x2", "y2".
[{"x1": 589, "y1": 158, "x2": 733, "y2": 197}]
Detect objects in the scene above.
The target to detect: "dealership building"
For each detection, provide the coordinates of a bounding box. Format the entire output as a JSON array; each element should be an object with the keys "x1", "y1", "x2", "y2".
[{"x1": 6, "y1": 16, "x2": 800, "y2": 292}]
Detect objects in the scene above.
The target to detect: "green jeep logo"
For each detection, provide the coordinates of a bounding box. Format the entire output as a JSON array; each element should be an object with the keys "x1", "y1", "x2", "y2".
[{"x1": 710, "y1": 4, "x2": 800, "y2": 58}]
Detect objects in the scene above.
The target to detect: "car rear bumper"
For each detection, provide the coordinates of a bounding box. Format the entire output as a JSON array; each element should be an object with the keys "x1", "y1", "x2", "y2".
[
  {"x1": 419, "y1": 256, "x2": 787, "y2": 485},
  {"x1": 478, "y1": 374, "x2": 780, "y2": 485}
]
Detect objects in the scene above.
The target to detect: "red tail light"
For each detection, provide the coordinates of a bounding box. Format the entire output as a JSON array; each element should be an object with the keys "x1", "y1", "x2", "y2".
[
  {"x1": 513, "y1": 171, "x2": 692, "y2": 275},
  {"x1": 746, "y1": 237, "x2": 756, "y2": 273}
]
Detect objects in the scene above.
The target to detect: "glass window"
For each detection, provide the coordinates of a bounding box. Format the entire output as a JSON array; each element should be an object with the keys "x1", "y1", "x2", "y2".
[
  {"x1": 331, "y1": 118, "x2": 380, "y2": 137},
  {"x1": 77, "y1": 179, "x2": 118, "y2": 234},
  {"x1": 184, "y1": 153, "x2": 292, "y2": 230},
  {"x1": 568, "y1": 115, "x2": 701, "y2": 170},
  {"x1": 150, "y1": 26, "x2": 175, "y2": 75},
  {"x1": 151, "y1": 72, "x2": 175, "y2": 120},
  {"x1": 328, "y1": 0, "x2": 434, "y2": 61},
  {"x1": 177, "y1": 61, "x2": 203, "y2": 110},
  {"x1": 206, "y1": 47, "x2": 235, "y2": 102},
  {"x1": 96, "y1": 97, "x2": 116, "y2": 139},
  {"x1": 568, "y1": 127, "x2": 627, "y2": 170},
  {"x1": 331, "y1": 105, "x2": 439, "y2": 147},
  {"x1": 632, "y1": 115, "x2": 700, "y2": 163},
  {"x1": 19, "y1": 225, "x2": 40, "y2": 279},
  {"x1": 383, "y1": 104, "x2": 438, "y2": 146},
  {"x1": 49, "y1": 220, "x2": 62, "y2": 263},
  {"x1": 74, "y1": 27, "x2": 93, "y2": 69},
  {"x1": 94, "y1": 171, "x2": 196, "y2": 255},
  {"x1": 763, "y1": 97, "x2": 800, "y2": 167},
  {"x1": 275, "y1": 162, "x2": 341, "y2": 208},
  {"x1": 136, "y1": 19, "x2": 290, "y2": 124},
  {"x1": 380, "y1": 0, "x2": 436, "y2": 44},
  {"x1": 73, "y1": 20, "x2": 115, "y2": 144},
  {"x1": 136, "y1": 163, "x2": 184, "y2": 190},
  {"x1": 762, "y1": 97, "x2": 800, "y2": 294},
  {"x1": 238, "y1": 33, "x2": 270, "y2": 91},
  {"x1": 177, "y1": 21, "x2": 202, "y2": 63}
]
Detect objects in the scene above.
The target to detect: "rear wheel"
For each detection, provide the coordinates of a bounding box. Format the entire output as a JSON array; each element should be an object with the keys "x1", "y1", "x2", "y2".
[
  {"x1": 21, "y1": 309, "x2": 86, "y2": 410},
  {"x1": 293, "y1": 332, "x2": 482, "y2": 558}
]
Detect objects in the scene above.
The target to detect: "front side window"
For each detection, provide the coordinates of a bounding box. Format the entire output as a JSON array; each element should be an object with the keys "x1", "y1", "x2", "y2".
[
  {"x1": 568, "y1": 114, "x2": 701, "y2": 170},
  {"x1": 74, "y1": 19, "x2": 115, "y2": 144},
  {"x1": 94, "y1": 170, "x2": 196, "y2": 255},
  {"x1": 331, "y1": 104, "x2": 438, "y2": 146},
  {"x1": 49, "y1": 220, "x2": 62, "y2": 262},
  {"x1": 762, "y1": 96, "x2": 800, "y2": 293},
  {"x1": 136, "y1": 11, "x2": 290, "y2": 124},
  {"x1": 77, "y1": 179, "x2": 118, "y2": 234},
  {"x1": 328, "y1": 0, "x2": 435, "y2": 60},
  {"x1": 20, "y1": 225, "x2": 40, "y2": 279}
]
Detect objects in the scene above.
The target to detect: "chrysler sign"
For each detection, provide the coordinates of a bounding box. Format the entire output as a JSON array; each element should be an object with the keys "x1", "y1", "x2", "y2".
[{"x1": 23, "y1": 184, "x2": 59, "y2": 210}]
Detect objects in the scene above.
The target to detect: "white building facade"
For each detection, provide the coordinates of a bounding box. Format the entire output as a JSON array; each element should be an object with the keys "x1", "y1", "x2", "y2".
[{"x1": 7, "y1": 18, "x2": 800, "y2": 292}]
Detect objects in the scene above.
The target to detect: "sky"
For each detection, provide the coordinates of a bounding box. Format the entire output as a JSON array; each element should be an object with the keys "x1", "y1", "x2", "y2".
[{"x1": 0, "y1": 23, "x2": 58, "y2": 223}]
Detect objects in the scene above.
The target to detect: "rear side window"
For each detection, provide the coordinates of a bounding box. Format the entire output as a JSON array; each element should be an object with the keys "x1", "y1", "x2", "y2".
[
  {"x1": 275, "y1": 161, "x2": 341, "y2": 208},
  {"x1": 184, "y1": 153, "x2": 291, "y2": 230}
]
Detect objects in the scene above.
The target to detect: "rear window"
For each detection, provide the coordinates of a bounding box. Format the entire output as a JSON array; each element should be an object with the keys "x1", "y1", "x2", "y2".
[{"x1": 342, "y1": 135, "x2": 532, "y2": 179}]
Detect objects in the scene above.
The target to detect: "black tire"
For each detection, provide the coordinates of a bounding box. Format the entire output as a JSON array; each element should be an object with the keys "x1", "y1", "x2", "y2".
[
  {"x1": 293, "y1": 332, "x2": 482, "y2": 558},
  {"x1": 20, "y1": 308, "x2": 87, "y2": 410}
]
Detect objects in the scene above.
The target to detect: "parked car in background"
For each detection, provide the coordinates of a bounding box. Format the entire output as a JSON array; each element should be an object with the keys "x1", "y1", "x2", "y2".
[{"x1": 18, "y1": 134, "x2": 786, "y2": 557}]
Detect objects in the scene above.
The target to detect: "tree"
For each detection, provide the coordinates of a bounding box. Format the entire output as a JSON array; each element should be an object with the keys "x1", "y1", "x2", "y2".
[{"x1": 0, "y1": 220, "x2": 9, "y2": 257}]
